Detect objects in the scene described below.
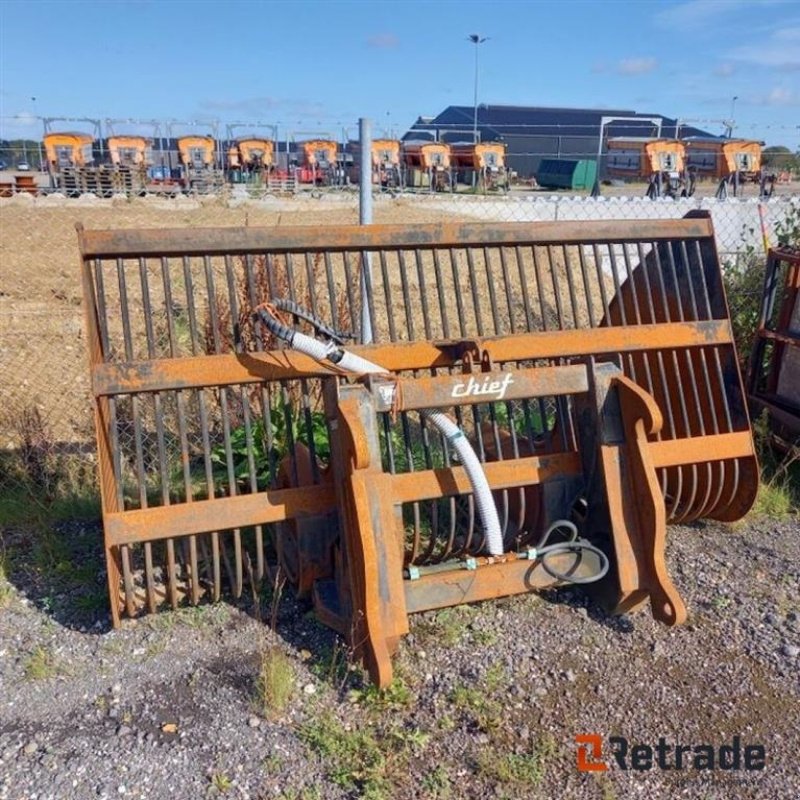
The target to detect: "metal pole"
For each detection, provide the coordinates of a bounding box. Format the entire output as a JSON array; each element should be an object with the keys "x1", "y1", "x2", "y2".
[
  {"x1": 473, "y1": 41, "x2": 479, "y2": 142},
  {"x1": 359, "y1": 117, "x2": 374, "y2": 344},
  {"x1": 729, "y1": 96, "x2": 738, "y2": 138}
]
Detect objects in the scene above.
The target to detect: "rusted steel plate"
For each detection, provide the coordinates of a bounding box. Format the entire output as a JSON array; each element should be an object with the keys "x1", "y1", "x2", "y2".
[
  {"x1": 391, "y1": 453, "x2": 583, "y2": 504},
  {"x1": 649, "y1": 431, "x2": 755, "y2": 468},
  {"x1": 104, "y1": 484, "x2": 337, "y2": 547},
  {"x1": 403, "y1": 551, "x2": 603, "y2": 614},
  {"x1": 390, "y1": 364, "x2": 589, "y2": 411},
  {"x1": 77, "y1": 217, "x2": 714, "y2": 258},
  {"x1": 90, "y1": 321, "x2": 733, "y2": 397}
]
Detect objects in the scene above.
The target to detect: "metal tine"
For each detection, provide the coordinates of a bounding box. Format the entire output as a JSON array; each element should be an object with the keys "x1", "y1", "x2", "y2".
[
  {"x1": 244, "y1": 253, "x2": 273, "y2": 581},
  {"x1": 666, "y1": 243, "x2": 706, "y2": 435},
  {"x1": 692, "y1": 240, "x2": 734, "y2": 433},
  {"x1": 398, "y1": 251, "x2": 416, "y2": 341},
  {"x1": 116, "y1": 258, "x2": 149, "y2": 615},
  {"x1": 482, "y1": 246, "x2": 503, "y2": 335},
  {"x1": 418, "y1": 413, "x2": 448, "y2": 563},
  {"x1": 679, "y1": 241, "x2": 720, "y2": 519},
  {"x1": 322, "y1": 252, "x2": 340, "y2": 333},
  {"x1": 139, "y1": 257, "x2": 177, "y2": 609},
  {"x1": 286, "y1": 252, "x2": 322, "y2": 484},
  {"x1": 620, "y1": 245, "x2": 643, "y2": 325},
  {"x1": 662, "y1": 242, "x2": 702, "y2": 520},
  {"x1": 431, "y1": 248, "x2": 450, "y2": 339},
  {"x1": 202, "y1": 255, "x2": 228, "y2": 597},
  {"x1": 270, "y1": 253, "x2": 304, "y2": 488},
  {"x1": 486, "y1": 400, "x2": 510, "y2": 545},
  {"x1": 606, "y1": 244, "x2": 640, "y2": 384},
  {"x1": 576, "y1": 246, "x2": 596, "y2": 328},
  {"x1": 531, "y1": 246, "x2": 550, "y2": 331},
  {"x1": 620, "y1": 243, "x2": 660, "y2": 436},
  {"x1": 448, "y1": 248, "x2": 468, "y2": 337},
  {"x1": 398, "y1": 412, "x2": 427, "y2": 562},
  {"x1": 223, "y1": 254, "x2": 247, "y2": 598},
  {"x1": 544, "y1": 245, "x2": 566, "y2": 329},
  {"x1": 511, "y1": 246, "x2": 543, "y2": 458},
  {"x1": 341, "y1": 252, "x2": 357, "y2": 334},
  {"x1": 355, "y1": 250, "x2": 377, "y2": 342},
  {"x1": 469, "y1": 401, "x2": 488, "y2": 554},
  {"x1": 182, "y1": 256, "x2": 219, "y2": 592},
  {"x1": 514, "y1": 246, "x2": 534, "y2": 331},
  {"x1": 680, "y1": 241, "x2": 720, "y2": 434},
  {"x1": 378, "y1": 249, "x2": 397, "y2": 341},
  {"x1": 434, "y1": 412, "x2": 459, "y2": 563},
  {"x1": 261, "y1": 255, "x2": 285, "y2": 487},
  {"x1": 651, "y1": 242, "x2": 689, "y2": 519},
  {"x1": 498, "y1": 247, "x2": 516, "y2": 334},
  {"x1": 540, "y1": 246, "x2": 573, "y2": 452},
  {"x1": 635, "y1": 242, "x2": 674, "y2": 445},
  {"x1": 175, "y1": 389, "x2": 200, "y2": 604},
  {"x1": 414, "y1": 249, "x2": 433, "y2": 340},
  {"x1": 465, "y1": 247, "x2": 485, "y2": 336},
  {"x1": 560, "y1": 245, "x2": 581, "y2": 328},
  {"x1": 94, "y1": 260, "x2": 125, "y2": 506},
  {"x1": 590, "y1": 244, "x2": 612, "y2": 324}
]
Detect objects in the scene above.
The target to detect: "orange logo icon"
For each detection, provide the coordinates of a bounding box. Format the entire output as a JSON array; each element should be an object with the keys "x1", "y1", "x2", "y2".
[{"x1": 576, "y1": 734, "x2": 608, "y2": 772}]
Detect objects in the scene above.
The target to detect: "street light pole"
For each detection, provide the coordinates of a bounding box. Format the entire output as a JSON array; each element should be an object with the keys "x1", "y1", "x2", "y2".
[
  {"x1": 729, "y1": 95, "x2": 738, "y2": 138},
  {"x1": 468, "y1": 34, "x2": 488, "y2": 143}
]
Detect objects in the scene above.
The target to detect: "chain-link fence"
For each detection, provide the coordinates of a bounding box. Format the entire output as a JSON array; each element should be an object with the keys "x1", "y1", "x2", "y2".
[{"x1": 0, "y1": 189, "x2": 798, "y2": 506}]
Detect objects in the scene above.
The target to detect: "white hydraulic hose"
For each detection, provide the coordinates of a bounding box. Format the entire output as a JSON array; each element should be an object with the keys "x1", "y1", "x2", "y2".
[{"x1": 260, "y1": 311, "x2": 505, "y2": 556}]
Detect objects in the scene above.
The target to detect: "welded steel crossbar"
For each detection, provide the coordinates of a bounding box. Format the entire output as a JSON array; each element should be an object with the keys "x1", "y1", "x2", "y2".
[{"x1": 78, "y1": 213, "x2": 757, "y2": 681}]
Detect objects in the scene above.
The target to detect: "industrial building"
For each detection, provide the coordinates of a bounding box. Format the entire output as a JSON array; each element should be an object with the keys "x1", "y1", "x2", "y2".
[{"x1": 404, "y1": 105, "x2": 714, "y2": 178}]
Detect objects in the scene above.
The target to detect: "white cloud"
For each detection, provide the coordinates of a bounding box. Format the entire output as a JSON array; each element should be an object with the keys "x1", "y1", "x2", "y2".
[
  {"x1": 731, "y1": 37, "x2": 800, "y2": 71},
  {"x1": 617, "y1": 57, "x2": 657, "y2": 76},
  {"x1": 713, "y1": 62, "x2": 736, "y2": 77},
  {"x1": 748, "y1": 87, "x2": 800, "y2": 106},
  {"x1": 366, "y1": 33, "x2": 399, "y2": 49},
  {"x1": 655, "y1": 0, "x2": 749, "y2": 28}
]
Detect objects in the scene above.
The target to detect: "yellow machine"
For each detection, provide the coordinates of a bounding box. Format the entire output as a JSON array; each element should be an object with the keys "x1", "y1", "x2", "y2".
[
  {"x1": 606, "y1": 138, "x2": 689, "y2": 198},
  {"x1": 451, "y1": 142, "x2": 509, "y2": 191},
  {"x1": 402, "y1": 141, "x2": 452, "y2": 191},
  {"x1": 43, "y1": 132, "x2": 94, "y2": 169},
  {"x1": 685, "y1": 138, "x2": 768, "y2": 197},
  {"x1": 232, "y1": 138, "x2": 275, "y2": 170},
  {"x1": 226, "y1": 138, "x2": 275, "y2": 185},
  {"x1": 370, "y1": 139, "x2": 403, "y2": 188},
  {"x1": 107, "y1": 135, "x2": 150, "y2": 167},
  {"x1": 177, "y1": 136, "x2": 222, "y2": 193},
  {"x1": 685, "y1": 138, "x2": 762, "y2": 179},
  {"x1": 293, "y1": 140, "x2": 339, "y2": 185},
  {"x1": 177, "y1": 136, "x2": 216, "y2": 169}
]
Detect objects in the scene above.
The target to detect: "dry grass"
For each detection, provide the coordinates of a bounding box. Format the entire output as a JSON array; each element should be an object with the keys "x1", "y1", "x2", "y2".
[{"x1": 0, "y1": 196, "x2": 459, "y2": 451}]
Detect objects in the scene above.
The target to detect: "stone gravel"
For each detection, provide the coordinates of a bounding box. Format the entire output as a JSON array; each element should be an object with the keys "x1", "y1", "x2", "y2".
[{"x1": 1, "y1": 515, "x2": 798, "y2": 799}]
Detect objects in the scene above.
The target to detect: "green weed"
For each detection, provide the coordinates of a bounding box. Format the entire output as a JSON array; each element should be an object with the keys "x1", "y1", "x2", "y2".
[
  {"x1": 23, "y1": 646, "x2": 60, "y2": 680},
  {"x1": 298, "y1": 714, "x2": 388, "y2": 798},
  {"x1": 254, "y1": 645, "x2": 294, "y2": 719}
]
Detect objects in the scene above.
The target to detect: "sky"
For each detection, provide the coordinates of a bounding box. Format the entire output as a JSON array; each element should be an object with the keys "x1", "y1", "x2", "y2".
[{"x1": 1, "y1": 0, "x2": 798, "y2": 148}]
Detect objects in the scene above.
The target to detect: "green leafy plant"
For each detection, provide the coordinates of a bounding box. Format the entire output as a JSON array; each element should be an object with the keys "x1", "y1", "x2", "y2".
[{"x1": 209, "y1": 406, "x2": 330, "y2": 492}]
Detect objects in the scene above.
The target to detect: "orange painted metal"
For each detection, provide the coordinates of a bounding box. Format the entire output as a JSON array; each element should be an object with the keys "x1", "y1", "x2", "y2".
[{"x1": 77, "y1": 213, "x2": 757, "y2": 686}]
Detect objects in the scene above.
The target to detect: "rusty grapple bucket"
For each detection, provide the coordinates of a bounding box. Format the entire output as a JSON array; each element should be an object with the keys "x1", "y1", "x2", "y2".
[{"x1": 79, "y1": 212, "x2": 757, "y2": 686}]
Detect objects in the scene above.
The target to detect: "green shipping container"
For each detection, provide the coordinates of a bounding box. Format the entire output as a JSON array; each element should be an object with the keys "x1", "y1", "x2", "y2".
[{"x1": 535, "y1": 159, "x2": 597, "y2": 190}]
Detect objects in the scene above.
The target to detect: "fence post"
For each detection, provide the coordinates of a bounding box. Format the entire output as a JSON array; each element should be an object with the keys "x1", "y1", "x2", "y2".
[{"x1": 359, "y1": 117, "x2": 374, "y2": 343}]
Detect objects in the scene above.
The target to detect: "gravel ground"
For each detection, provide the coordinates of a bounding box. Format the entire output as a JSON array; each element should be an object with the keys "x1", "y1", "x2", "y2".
[{"x1": 0, "y1": 514, "x2": 798, "y2": 800}]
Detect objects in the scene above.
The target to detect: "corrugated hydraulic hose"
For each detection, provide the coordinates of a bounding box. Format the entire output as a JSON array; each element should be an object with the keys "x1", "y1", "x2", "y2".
[{"x1": 255, "y1": 303, "x2": 506, "y2": 556}]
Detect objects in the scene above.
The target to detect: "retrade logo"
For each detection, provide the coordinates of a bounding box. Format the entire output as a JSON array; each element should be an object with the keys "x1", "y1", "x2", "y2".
[
  {"x1": 575, "y1": 735, "x2": 766, "y2": 772},
  {"x1": 575, "y1": 734, "x2": 607, "y2": 772}
]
